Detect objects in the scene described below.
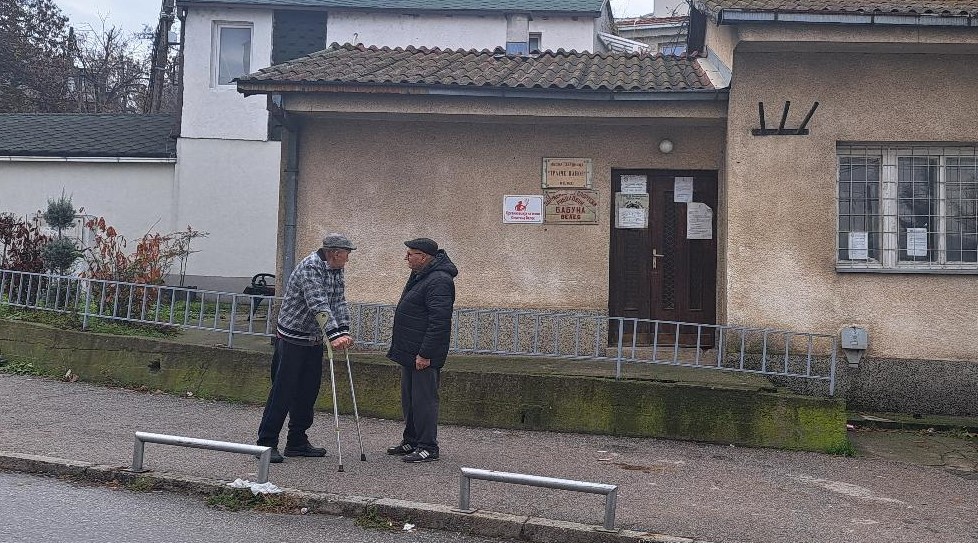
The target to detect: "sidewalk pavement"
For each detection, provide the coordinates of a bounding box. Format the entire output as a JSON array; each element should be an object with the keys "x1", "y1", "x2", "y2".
[{"x1": 1, "y1": 373, "x2": 976, "y2": 543}]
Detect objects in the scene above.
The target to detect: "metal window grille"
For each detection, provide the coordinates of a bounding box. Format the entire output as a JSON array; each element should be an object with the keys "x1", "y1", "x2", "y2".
[{"x1": 838, "y1": 144, "x2": 978, "y2": 272}]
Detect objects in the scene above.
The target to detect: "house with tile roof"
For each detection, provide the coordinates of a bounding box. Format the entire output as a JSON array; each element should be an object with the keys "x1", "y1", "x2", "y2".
[
  {"x1": 237, "y1": 1, "x2": 978, "y2": 415},
  {"x1": 0, "y1": 1, "x2": 622, "y2": 292},
  {"x1": 152, "y1": 0, "x2": 618, "y2": 290}
]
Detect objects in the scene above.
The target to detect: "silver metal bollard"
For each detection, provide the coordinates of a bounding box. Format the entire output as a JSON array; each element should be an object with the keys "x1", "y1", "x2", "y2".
[
  {"x1": 130, "y1": 431, "x2": 272, "y2": 484},
  {"x1": 455, "y1": 467, "x2": 619, "y2": 532}
]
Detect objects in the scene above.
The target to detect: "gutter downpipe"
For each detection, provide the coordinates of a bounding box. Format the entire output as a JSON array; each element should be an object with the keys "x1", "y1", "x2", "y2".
[{"x1": 270, "y1": 94, "x2": 299, "y2": 286}]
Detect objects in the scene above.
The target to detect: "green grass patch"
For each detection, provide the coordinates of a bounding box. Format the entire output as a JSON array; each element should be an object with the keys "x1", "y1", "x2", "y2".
[
  {"x1": 825, "y1": 439, "x2": 856, "y2": 457},
  {"x1": 0, "y1": 358, "x2": 44, "y2": 376},
  {"x1": 206, "y1": 489, "x2": 301, "y2": 513},
  {"x1": 0, "y1": 305, "x2": 178, "y2": 339},
  {"x1": 124, "y1": 477, "x2": 159, "y2": 492},
  {"x1": 354, "y1": 506, "x2": 405, "y2": 532}
]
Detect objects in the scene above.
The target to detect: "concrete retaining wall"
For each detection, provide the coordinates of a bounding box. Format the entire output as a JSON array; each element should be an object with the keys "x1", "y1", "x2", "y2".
[{"x1": 0, "y1": 321, "x2": 846, "y2": 452}]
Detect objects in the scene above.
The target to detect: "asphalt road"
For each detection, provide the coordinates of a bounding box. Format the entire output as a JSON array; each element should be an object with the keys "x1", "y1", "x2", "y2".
[{"x1": 3, "y1": 471, "x2": 514, "y2": 543}]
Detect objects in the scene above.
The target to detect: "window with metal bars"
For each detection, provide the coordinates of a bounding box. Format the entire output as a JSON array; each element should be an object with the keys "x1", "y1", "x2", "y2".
[{"x1": 837, "y1": 144, "x2": 978, "y2": 272}]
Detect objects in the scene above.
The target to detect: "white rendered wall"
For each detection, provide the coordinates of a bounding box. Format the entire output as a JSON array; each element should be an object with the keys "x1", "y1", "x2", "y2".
[
  {"x1": 174, "y1": 138, "x2": 280, "y2": 280},
  {"x1": 181, "y1": 6, "x2": 273, "y2": 140},
  {"x1": 327, "y1": 13, "x2": 505, "y2": 50},
  {"x1": 529, "y1": 17, "x2": 598, "y2": 52},
  {"x1": 0, "y1": 161, "x2": 175, "y2": 244},
  {"x1": 328, "y1": 12, "x2": 599, "y2": 52}
]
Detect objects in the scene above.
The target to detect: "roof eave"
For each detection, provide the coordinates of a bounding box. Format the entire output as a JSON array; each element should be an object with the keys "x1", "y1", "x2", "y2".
[
  {"x1": 179, "y1": 1, "x2": 602, "y2": 17},
  {"x1": 716, "y1": 9, "x2": 976, "y2": 27},
  {"x1": 237, "y1": 80, "x2": 727, "y2": 101}
]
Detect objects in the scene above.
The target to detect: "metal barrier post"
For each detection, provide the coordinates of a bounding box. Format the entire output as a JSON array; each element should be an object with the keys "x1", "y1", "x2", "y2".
[
  {"x1": 130, "y1": 431, "x2": 272, "y2": 483},
  {"x1": 455, "y1": 467, "x2": 619, "y2": 532},
  {"x1": 227, "y1": 295, "x2": 237, "y2": 348}
]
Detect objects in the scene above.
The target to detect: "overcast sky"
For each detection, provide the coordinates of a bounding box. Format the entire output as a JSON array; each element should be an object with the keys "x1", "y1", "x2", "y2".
[
  {"x1": 55, "y1": 0, "x2": 658, "y2": 36},
  {"x1": 57, "y1": 0, "x2": 161, "y2": 36}
]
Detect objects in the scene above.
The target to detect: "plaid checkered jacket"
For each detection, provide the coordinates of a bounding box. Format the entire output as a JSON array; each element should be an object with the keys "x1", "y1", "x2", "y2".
[{"x1": 276, "y1": 250, "x2": 350, "y2": 344}]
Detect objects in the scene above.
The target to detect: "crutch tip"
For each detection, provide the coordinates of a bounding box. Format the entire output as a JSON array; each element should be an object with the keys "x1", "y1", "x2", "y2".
[
  {"x1": 360, "y1": 454, "x2": 367, "y2": 461},
  {"x1": 338, "y1": 465, "x2": 344, "y2": 472}
]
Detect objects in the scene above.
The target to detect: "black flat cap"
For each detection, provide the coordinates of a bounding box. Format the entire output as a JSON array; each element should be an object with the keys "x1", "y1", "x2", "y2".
[{"x1": 405, "y1": 238, "x2": 438, "y2": 256}]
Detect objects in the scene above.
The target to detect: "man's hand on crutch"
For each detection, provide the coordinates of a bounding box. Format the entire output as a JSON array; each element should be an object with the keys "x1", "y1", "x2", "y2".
[{"x1": 316, "y1": 312, "x2": 354, "y2": 352}]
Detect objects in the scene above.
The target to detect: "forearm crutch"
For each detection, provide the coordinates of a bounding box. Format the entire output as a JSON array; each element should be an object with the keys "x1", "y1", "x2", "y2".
[
  {"x1": 345, "y1": 350, "x2": 367, "y2": 462},
  {"x1": 324, "y1": 340, "x2": 344, "y2": 472}
]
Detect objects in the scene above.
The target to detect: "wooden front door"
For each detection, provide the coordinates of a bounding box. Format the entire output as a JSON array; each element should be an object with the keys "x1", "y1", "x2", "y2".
[{"x1": 609, "y1": 170, "x2": 718, "y2": 346}]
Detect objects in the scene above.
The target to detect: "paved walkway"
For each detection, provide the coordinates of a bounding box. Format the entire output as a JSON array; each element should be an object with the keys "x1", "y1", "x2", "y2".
[{"x1": 1, "y1": 374, "x2": 976, "y2": 543}]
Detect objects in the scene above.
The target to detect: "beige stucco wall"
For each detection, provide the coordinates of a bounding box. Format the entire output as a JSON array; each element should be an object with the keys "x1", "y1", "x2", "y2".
[
  {"x1": 292, "y1": 114, "x2": 724, "y2": 310},
  {"x1": 724, "y1": 51, "x2": 978, "y2": 362}
]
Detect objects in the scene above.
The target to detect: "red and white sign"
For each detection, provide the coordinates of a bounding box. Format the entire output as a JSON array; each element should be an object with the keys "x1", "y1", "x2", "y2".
[{"x1": 502, "y1": 195, "x2": 543, "y2": 224}]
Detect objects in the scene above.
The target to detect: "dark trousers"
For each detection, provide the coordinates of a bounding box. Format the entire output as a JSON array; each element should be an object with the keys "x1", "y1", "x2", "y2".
[
  {"x1": 400, "y1": 365, "x2": 440, "y2": 454},
  {"x1": 257, "y1": 339, "x2": 324, "y2": 448}
]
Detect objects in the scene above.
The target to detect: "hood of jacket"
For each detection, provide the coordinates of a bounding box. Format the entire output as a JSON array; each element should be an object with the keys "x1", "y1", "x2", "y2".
[{"x1": 412, "y1": 249, "x2": 458, "y2": 281}]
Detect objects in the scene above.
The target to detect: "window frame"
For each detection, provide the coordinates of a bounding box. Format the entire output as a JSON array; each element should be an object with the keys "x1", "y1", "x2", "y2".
[
  {"x1": 528, "y1": 32, "x2": 542, "y2": 52},
  {"x1": 659, "y1": 42, "x2": 687, "y2": 55},
  {"x1": 211, "y1": 21, "x2": 254, "y2": 88},
  {"x1": 837, "y1": 143, "x2": 978, "y2": 274}
]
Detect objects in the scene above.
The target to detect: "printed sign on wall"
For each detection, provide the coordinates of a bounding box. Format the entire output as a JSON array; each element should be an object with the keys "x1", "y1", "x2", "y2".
[
  {"x1": 620, "y1": 174, "x2": 647, "y2": 194},
  {"x1": 502, "y1": 195, "x2": 544, "y2": 224},
  {"x1": 544, "y1": 189, "x2": 599, "y2": 224},
  {"x1": 686, "y1": 202, "x2": 714, "y2": 239},
  {"x1": 615, "y1": 193, "x2": 649, "y2": 229},
  {"x1": 542, "y1": 158, "x2": 592, "y2": 189}
]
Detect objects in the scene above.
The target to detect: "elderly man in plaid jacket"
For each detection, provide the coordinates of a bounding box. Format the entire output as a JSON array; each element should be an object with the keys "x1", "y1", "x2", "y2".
[{"x1": 256, "y1": 233, "x2": 355, "y2": 463}]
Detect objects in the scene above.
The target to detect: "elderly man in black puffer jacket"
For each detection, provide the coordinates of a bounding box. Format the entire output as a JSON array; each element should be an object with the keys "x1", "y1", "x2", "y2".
[{"x1": 386, "y1": 237, "x2": 458, "y2": 463}]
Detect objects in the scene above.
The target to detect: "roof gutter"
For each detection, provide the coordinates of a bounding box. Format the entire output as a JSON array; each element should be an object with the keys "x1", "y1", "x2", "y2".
[
  {"x1": 178, "y1": 1, "x2": 601, "y2": 18},
  {"x1": 718, "y1": 9, "x2": 976, "y2": 27},
  {"x1": 239, "y1": 82, "x2": 728, "y2": 101},
  {"x1": 0, "y1": 156, "x2": 176, "y2": 163}
]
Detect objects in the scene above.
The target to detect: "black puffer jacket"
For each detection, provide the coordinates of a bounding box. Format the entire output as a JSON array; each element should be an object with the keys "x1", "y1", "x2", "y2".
[{"x1": 386, "y1": 250, "x2": 458, "y2": 369}]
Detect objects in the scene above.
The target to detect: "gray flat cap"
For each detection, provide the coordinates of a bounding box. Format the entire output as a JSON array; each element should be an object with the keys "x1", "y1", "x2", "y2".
[{"x1": 322, "y1": 233, "x2": 356, "y2": 250}]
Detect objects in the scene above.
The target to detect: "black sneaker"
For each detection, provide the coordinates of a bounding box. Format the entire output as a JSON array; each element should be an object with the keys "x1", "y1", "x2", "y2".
[
  {"x1": 402, "y1": 449, "x2": 438, "y2": 463},
  {"x1": 386, "y1": 442, "x2": 414, "y2": 456},
  {"x1": 283, "y1": 443, "x2": 327, "y2": 457},
  {"x1": 257, "y1": 447, "x2": 284, "y2": 463}
]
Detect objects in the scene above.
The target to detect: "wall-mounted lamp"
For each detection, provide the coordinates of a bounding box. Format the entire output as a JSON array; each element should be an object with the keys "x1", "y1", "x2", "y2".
[{"x1": 658, "y1": 139, "x2": 674, "y2": 154}]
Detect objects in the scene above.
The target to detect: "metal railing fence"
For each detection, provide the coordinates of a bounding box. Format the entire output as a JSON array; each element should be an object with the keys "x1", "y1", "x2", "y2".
[{"x1": 0, "y1": 269, "x2": 837, "y2": 395}]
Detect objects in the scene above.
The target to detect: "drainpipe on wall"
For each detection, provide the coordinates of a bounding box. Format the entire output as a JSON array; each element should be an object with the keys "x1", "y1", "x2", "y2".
[{"x1": 270, "y1": 94, "x2": 299, "y2": 286}]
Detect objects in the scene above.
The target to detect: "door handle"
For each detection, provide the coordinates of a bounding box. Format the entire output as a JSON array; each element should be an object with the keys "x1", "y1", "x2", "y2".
[{"x1": 652, "y1": 249, "x2": 665, "y2": 269}]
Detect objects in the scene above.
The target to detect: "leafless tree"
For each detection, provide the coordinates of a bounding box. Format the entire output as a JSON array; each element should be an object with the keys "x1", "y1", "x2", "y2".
[
  {"x1": 70, "y1": 22, "x2": 150, "y2": 113},
  {"x1": 0, "y1": 0, "x2": 74, "y2": 112}
]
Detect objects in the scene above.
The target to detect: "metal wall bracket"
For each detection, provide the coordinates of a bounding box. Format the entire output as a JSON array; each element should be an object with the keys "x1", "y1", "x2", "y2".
[{"x1": 752, "y1": 101, "x2": 819, "y2": 136}]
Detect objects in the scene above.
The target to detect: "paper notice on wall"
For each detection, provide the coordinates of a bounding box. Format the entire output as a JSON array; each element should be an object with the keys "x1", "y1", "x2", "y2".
[
  {"x1": 686, "y1": 202, "x2": 713, "y2": 239},
  {"x1": 615, "y1": 192, "x2": 649, "y2": 228},
  {"x1": 674, "y1": 177, "x2": 694, "y2": 202},
  {"x1": 906, "y1": 227, "x2": 928, "y2": 257},
  {"x1": 620, "y1": 175, "x2": 647, "y2": 194},
  {"x1": 848, "y1": 231, "x2": 869, "y2": 260}
]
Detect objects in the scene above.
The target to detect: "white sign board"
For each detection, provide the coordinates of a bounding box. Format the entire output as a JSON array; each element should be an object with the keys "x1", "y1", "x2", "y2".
[
  {"x1": 674, "y1": 177, "x2": 694, "y2": 203},
  {"x1": 906, "y1": 227, "x2": 928, "y2": 257},
  {"x1": 620, "y1": 175, "x2": 647, "y2": 194},
  {"x1": 848, "y1": 231, "x2": 869, "y2": 260},
  {"x1": 686, "y1": 202, "x2": 713, "y2": 239},
  {"x1": 502, "y1": 195, "x2": 543, "y2": 224}
]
